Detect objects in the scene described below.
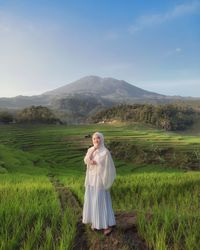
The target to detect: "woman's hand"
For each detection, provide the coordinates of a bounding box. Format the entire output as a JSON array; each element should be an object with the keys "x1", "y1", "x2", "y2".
[
  {"x1": 90, "y1": 160, "x2": 97, "y2": 165},
  {"x1": 93, "y1": 147, "x2": 98, "y2": 152}
]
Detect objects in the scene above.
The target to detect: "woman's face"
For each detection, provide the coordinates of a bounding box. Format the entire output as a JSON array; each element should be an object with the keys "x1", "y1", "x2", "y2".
[{"x1": 92, "y1": 135, "x2": 101, "y2": 148}]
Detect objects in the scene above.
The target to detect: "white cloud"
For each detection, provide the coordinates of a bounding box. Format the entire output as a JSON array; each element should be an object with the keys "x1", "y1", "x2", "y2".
[
  {"x1": 129, "y1": 1, "x2": 200, "y2": 34},
  {"x1": 170, "y1": 1, "x2": 200, "y2": 18},
  {"x1": 165, "y1": 47, "x2": 183, "y2": 57}
]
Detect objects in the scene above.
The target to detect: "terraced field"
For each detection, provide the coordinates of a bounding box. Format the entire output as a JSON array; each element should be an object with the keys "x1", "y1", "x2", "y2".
[{"x1": 0, "y1": 124, "x2": 200, "y2": 250}]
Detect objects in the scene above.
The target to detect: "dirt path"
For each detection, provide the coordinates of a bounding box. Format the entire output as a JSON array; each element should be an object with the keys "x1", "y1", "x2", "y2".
[
  {"x1": 48, "y1": 173, "x2": 88, "y2": 250},
  {"x1": 48, "y1": 173, "x2": 150, "y2": 250},
  {"x1": 85, "y1": 211, "x2": 150, "y2": 250}
]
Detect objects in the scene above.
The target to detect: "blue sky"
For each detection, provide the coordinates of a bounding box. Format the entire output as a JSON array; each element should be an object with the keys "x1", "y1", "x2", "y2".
[{"x1": 0, "y1": 0, "x2": 199, "y2": 97}]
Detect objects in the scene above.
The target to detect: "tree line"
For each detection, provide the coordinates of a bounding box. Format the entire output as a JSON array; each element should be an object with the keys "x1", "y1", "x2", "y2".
[
  {"x1": 91, "y1": 103, "x2": 199, "y2": 131},
  {"x1": 1, "y1": 103, "x2": 199, "y2": 129},
  {"x1": 0, "y1": 106, "x2": 60, "y2": 124}
]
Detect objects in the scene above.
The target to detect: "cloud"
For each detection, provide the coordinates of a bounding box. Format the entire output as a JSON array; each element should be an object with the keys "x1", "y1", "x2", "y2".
[
  {"x1": 129, "y1": 1, "x2": 200, "y2": 34},
  {"x1": 165, "y1": 47, "x2": 183, "y2": 57}
]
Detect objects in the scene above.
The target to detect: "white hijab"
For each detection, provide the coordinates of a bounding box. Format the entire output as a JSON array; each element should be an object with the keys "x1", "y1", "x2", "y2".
[
  {"x1": 92, "y1": 132, "x2": 105, "y2": 150},
  {"x1": 84, "y1": 132, "x2": 116, "y2": 190}
]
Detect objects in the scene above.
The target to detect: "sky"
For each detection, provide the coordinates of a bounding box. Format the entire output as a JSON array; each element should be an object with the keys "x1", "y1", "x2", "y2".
[{"x1": 0, "y1": 0, "x2": 200, "y2": 97}]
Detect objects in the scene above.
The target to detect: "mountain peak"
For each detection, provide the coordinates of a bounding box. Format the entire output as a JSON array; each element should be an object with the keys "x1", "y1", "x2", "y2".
[{"x1": 43, "y1": 75, "x2": 164, "y2": 99}]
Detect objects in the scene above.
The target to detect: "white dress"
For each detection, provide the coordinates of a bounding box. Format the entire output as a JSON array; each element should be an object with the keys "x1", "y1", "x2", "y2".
[{"x1": 82, "y1": 146, "x2": 116, "y2": 229}]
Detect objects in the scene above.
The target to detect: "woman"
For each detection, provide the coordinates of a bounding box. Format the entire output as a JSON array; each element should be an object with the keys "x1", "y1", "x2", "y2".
[{"x1": 82, "y1": 132, "x2": 116, "y2": 235}]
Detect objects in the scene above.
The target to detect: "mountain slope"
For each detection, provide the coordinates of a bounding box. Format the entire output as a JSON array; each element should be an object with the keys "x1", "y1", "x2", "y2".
[
  {"x1": 0, "y1": 95, "x2": 51, "y2": 109},
  {"x1": 1, "y1": 76, "x2": 198, "y2": 113},
  {"x1": 43, "y1": 75, "x2": 164, "y2": 99}
]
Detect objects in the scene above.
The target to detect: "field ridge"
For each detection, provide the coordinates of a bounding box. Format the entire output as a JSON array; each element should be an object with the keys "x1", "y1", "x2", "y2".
[{"x1": 48, "y1": 173, "x2": 89, "y2": 249}]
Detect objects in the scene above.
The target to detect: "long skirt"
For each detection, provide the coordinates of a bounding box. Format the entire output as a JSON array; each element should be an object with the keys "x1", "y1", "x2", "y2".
[{"x1": 82, "y1": 185, "x2": 116, "y2": 229}]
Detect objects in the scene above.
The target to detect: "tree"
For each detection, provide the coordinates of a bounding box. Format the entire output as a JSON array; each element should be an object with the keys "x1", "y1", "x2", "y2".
[
  {"x1": 91, "y1": 103, "x2": 199, "y2": 131},
  {"x1": 0, "y1": 111, "x2": 13, "y2": 124},
  {"x1": 17, "y1": 106, "x2": 60, "y2": 124}
]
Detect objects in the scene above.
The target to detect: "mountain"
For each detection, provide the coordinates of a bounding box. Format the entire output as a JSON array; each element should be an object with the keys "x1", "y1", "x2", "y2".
[
  {"x1": 43, "y1": 75, "x2": 164, "y2": 100},
  {"x1": 0, "y1": 76, "x2": 166, "y2": 110},
  {"x1": 0, "y1": 75, "x2": 199, "y2": 123}
]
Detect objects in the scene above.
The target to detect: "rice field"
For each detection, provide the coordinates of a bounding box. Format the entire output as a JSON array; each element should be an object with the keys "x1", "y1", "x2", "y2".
[
  {"x1": 59, "y1": 172, "x2": 200, "y2": 250},
  {"x1": 0, "y1": 123, "x2": 200, "y2": 249},
  {"x1": 0, "y1": 174, "x2": 78, "y2": 250}
]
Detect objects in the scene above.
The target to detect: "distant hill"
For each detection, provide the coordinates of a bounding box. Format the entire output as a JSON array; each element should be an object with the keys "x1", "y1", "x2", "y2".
[
  {"x1": 0, "y1": 95, "x2": 51, "y2": 109},
  {"x1": 51, "y1": 94, "x2": 114, "y2": 123},
  {"x1": 0, "y1": 75, "x2": 199, "y2": 123}
]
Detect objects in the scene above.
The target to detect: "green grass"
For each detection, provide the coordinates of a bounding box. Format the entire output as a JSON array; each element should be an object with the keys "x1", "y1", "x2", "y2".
[
  {"x1": 59, "y1": 172, "x2": 200, "y2": 250},
  {"x1": 0, "y1": 123, "x2": 200, "y2": 249},
  {"x1": 0, "y1": 173, "x2": 79, "y2": 250},
  {"x1": 1, "y1": 123, "x2": 199, "y2": 173}
]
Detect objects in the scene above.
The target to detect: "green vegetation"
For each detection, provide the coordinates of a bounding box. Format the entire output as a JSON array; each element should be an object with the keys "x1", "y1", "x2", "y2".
[
  {"x1": 112, "y1": 173, "x2": 200, "y2": 250},
  {"x1": 16, "y1": 105, "x2": 60, "y2": 124},
  {"x1": 0, "y1": 123, "x2": 200, "y2": 249},
  {"x1": 52, "y1": 94, "x2": 113, "y2": 124},
  {"x1": 175, "y1": 99, "x2": 200, "y2": 112},
  {"x1": 91, "y1": 103, "x2": 199, "y2": 131},
  {"x1": 59, "y1": 172, "x2": 200, "y2": 250},
  {"x1": 0, "y1": 110, "x2": 13, "y2": 124},
  {"x1": 108, "y1": 140, "x2": 200, "y2": 170},
  {"x1": 0, "y1": 174, "x2": 78, "y2": 250}
]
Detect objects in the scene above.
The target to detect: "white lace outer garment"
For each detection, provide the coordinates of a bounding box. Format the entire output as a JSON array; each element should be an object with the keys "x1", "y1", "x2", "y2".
[{"x1": 84, "y1": 146, "x2": 116, "y2": 190}]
